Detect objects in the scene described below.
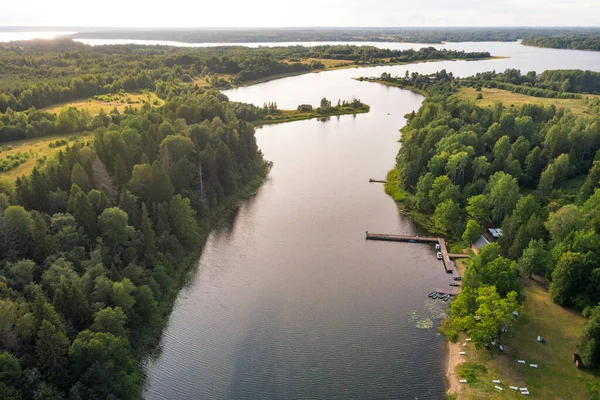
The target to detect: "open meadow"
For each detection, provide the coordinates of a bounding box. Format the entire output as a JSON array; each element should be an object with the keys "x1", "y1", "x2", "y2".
[{"x1": 457, "y1": 87, "x2": 600, "y2": 116}]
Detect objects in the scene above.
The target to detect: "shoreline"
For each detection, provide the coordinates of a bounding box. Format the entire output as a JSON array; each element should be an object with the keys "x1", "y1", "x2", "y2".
[
  {"x1": 251, "y1": 106, "x2": 370, "y2": 127},
  {"x1": 229, "y1": 55, "x2": 504, "y2": 89},
  {"x1": 445, "y1": 259, "x2": 467, "y2": 396},
  {"x1": 446, "y1": 338, "x2": 464, "y2": 397}
]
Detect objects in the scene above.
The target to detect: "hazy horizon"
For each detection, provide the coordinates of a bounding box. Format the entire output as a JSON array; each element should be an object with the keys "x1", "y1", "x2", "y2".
[{"x1": 2, "y1": 0, "x2": 599, "y2": 28}]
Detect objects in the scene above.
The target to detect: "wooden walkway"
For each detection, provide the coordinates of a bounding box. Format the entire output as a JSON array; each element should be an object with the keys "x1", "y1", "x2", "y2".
[
  {"x1": 365, "y1": 232, "x2": 469, "y2": 273},
  {"x1": 435, "y1": 288, "x2": 459, "y2": 296},
  {"x1": 369, "y1": 179, "x2": 387, "y2": 183},
  {"x1": 448, "y1": 253, "x2": 470, "y2": 259}
]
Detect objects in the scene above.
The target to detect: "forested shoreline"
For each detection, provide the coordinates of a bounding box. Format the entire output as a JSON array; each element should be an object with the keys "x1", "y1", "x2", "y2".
[
  {"x1": 380, "y1": 69, "x2": 600, "y2": 377},
  {"x1": 0, "y1": 40, "x2": 489, "y2": 113},
  {"x1": 0, "y1": 71, "x2": 270, "y2": 399},
  {"x1": 522, "y1": 35, "x2": 600, "y2": 51},
  {"x1": 62, "y1": 27, "x2": 600, "y2": 44}
]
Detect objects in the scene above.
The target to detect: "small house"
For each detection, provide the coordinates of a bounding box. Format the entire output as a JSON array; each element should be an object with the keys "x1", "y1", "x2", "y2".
[
  {"x1": 472, "y1": 235, "x2": 490, "y2": 254},
  {"x1": 488, "y1": 228, "x2": 503, "y2": 239}
]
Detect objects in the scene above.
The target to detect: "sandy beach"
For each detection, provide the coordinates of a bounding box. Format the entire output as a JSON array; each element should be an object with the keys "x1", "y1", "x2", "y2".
[
  {"x1": 446, "y1": 259, "x2": 467, "y2": 396},
  {"x1": 446, "y1": 338, "x2": 465, "y2": 396}
]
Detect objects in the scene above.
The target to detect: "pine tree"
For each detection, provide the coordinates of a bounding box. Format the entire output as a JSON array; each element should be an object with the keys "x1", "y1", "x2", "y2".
[
  {"x1": 36, "y1": 320, "x2": 70, "y2": 379},
  {"x1": 73, "y1": 192, "x2": 97, "y2": 239},
  {"x1": 71, "y1": 163, "x2": 91, "y2": 193},
  {"x1": 151, "y1": 161, "x2": 174, "y2": 204},
  {"x1": 113, "y1": 154, "x2": 129, "y2": 188},
  {"x1": 141, "y1": 203, "x2": 155, "y2": 253},
  {"x1": 67, "y1": 184, "x2": 84, "y2": 213}
]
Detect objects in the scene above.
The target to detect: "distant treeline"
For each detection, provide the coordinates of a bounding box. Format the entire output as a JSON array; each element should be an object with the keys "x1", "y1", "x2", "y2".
[
  {"x1": 65, "y1": 27, "x2": 600, "y2": 44},
  {"x1": 522, "y1": 35, "x2": 600, "y2": 51},
  {"x1": 464, "y1": 69, "x2": 600, "y2": 96},
  {"x1": 373, "y1": 68, "x2": 600, "y2": 99},
  {"x1": 0, "y1": 40, "x2": 490, "y2": 115}
]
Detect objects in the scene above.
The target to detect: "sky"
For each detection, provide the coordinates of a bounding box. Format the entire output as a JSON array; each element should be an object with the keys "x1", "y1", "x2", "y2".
[{"x1": 1, "y1": 0, "x2": 599, "y2": 27}]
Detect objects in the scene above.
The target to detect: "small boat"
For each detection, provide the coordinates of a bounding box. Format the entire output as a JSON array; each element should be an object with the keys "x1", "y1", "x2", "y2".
[
  {"x1": 449, "y1": 282, "x2": 460, "y2": 287},
  {"x1": 432, "y1": 293, "x2": 439, "y2": 299},
  {"x1": 436, "y1": 252, "x2": 443, "y2": 260},
  {"x1": 428, "y1": 291, "x2": 437, "y2": 298},
  {"x1": 443, "y1": 295, "x2": 450, "y2": 301}
]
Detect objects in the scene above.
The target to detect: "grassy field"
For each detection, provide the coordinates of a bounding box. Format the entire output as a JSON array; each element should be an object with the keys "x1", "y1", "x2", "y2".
[
  {"x1": 0, "y1": 134, "x2": 92, "y2": 181},
  {"x1": 192, "y1": 73, "x2": 236, "y2": 88},
  {"x1": 451, "y1": 281, "x2": 597, "y2": 399},
  {"x1": 457, "y1": 87, "x2": 600, "y2": 116},
  {"x1": 42, "y1": 92, "x2": 163, "y2": 115},
  {"x1": 251, "y1": 105, "x2": 370, "y2": 127},
  {"x1": 282, "y1": 58, "x2": 355, "y2": 68}
]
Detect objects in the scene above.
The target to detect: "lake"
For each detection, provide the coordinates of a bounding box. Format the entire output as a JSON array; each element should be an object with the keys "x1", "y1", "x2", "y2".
[
  {"x1": 138, "y1": 41, "x2": 600, "y2": 399},
  {"x1": 0, "y1": 31, "x2": 75, "y2": 42}
]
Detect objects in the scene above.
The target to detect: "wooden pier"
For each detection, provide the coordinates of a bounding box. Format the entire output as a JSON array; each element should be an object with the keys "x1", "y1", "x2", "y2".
[
  {"x1": 435, "y1": 288, "x2": 459, "y2": 296},
  {"x1": 365, "y1": 232, "x2": 469, "y2": 273},
  {"x1": 369, "y1": 178, "x2": 388, "y2": 183}
]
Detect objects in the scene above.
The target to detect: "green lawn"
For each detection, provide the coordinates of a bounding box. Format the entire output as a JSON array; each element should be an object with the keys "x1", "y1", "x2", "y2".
[
  {"x1": 42, "y1": 92, "x2": 163, "y2": 115},
  {"x1": 457, "y1": 87, "x2": 600, "y2": 116},
  {"x1": 453, "y1": 281, "x2": 597, "y2": 399},
  {"x1": 0, "y1": 133, "x2": 92, "y2": 182}
]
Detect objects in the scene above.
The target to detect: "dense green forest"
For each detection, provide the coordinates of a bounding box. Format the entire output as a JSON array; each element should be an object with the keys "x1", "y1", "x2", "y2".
[
  {"x1": 0, "y1": 75, "x2": 269, "y2": 398},
  {"x1": 62, "y1": 27, "x2": 600, "y2": 44},
  {"x1": 522, "y1": 35, "x2": 600, "y2": 51},
  {"x1": 385, "y1": 69, "x2": 600, "y2": 370},
  {"x1": 0, "y1": 39, "x2": 489, "y2": 118},
  {"x1": 373, "y1": 68, "x2": 600, "y2": 98}
]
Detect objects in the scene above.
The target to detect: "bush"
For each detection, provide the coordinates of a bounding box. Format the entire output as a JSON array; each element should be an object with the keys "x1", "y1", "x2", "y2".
[
  {"x1": 297, "y1": 104, "x2": 313, "y2": 112},
  {"x1": 458, "y1": 362, "x2": 488, "y2": 382}
]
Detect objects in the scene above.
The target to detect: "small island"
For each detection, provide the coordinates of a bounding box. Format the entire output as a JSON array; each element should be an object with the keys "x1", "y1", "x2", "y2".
[{"x1": 251, "y1": 97, "x2": 370, "y2": 126}]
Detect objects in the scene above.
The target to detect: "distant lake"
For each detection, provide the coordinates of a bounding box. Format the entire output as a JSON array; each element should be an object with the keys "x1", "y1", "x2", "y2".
[{"x1": 0, "y1": 31, "x2": 75, "y2": 42}]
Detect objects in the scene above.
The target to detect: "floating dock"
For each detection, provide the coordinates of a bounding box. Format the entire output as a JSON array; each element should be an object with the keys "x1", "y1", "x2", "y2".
[
  {"x1": 368, "y1": 178, "x2": 388, "y2": 183},
  {"x1": 365, "y1": 232, "x2": 468, "y2": 274}
]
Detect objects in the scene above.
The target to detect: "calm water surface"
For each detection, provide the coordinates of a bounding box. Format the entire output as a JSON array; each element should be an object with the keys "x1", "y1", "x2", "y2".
[
  {"x1": 137, "y1": 42, "x2": 600, "y2": 399},
  {"x1": 0, "y1": 31, "x2": 75, "y2": 42}
]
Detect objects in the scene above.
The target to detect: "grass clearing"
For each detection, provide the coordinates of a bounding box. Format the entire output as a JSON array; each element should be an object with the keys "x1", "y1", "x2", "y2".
[
  {"x1": 192, "y1": 73, "x2": 236, "y2": 88},
  {"x1": 42, "y1": 92, "x2": 163, "y2": 115},
  {"x1": 452, "y1": 282, "x2": 597, "y2": 399},
  {"x1": 457, "y1": 87, "x2": 600, "y2": 116},
  {"x1": 283, "y1": 58, "x2": 355, "y2": 68},
  {"x1": 0, "y1": 133, "x2": 92, "y2": 181}
]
